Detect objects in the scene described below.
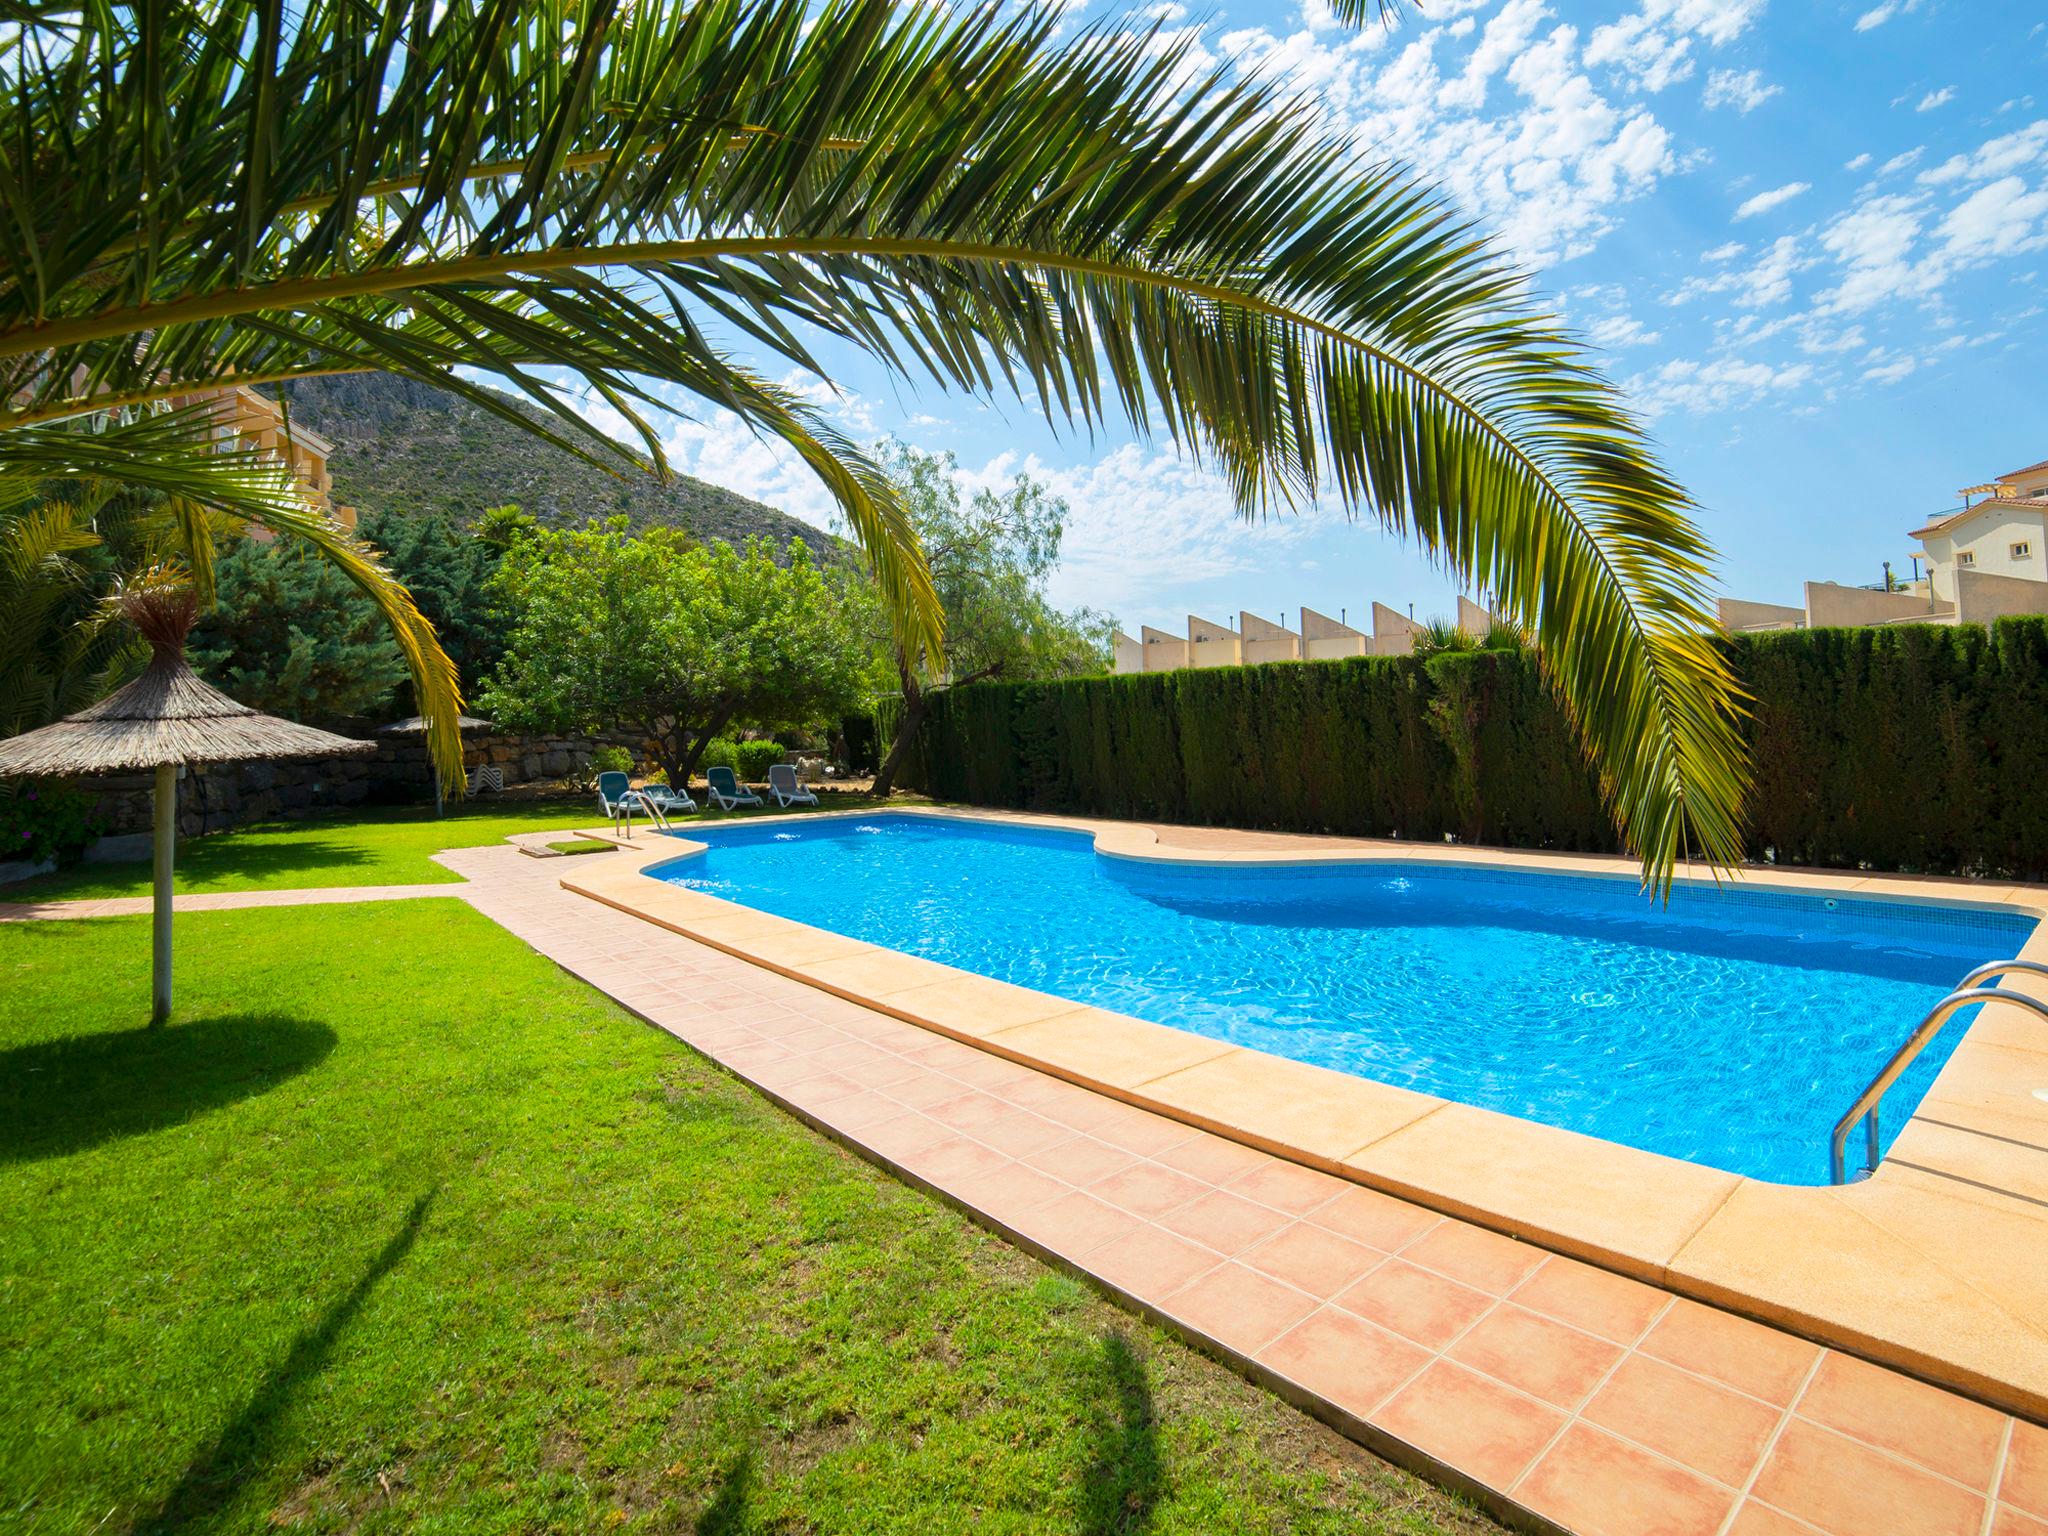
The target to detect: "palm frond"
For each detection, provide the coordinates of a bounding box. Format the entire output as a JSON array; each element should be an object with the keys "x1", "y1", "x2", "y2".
[{"x1": 0, "y1": 0, "x2": 1747, "y2": 882}]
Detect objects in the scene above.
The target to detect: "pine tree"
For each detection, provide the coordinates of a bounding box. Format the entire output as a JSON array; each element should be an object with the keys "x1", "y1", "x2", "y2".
[
  {"x1": 357, "y1": 509, "x2": 507, "y2": 706},
  {"x1": 189, "y1": 538, "x2": 408, "y2": 723}
]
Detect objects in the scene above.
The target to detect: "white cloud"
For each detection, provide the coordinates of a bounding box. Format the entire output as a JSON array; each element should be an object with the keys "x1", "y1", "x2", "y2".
[
  {"x1": 1798, "y1": 322, "x2": 1866, "y2": 354},
  {"x1": 1703, "y1": 239, "x2": 1745, "y2": 260},
  {"x1": 1658, "y1": 0, "x2": 1766, "y2": 48},
  {"x1": 1587, "y1": 313, "x2": 1664, "y2": 347},
  {"x1": 1844, "y1": 152, "x2": 1873, "y2": 172},
  {"x1": 1624, "y1": 354, "x2": 1816, "y2": 416},
  {"x1": 1880, "y1": 147, "x2": 1923, "y2": 175},
  {"x1": 1703, "y1": 67, "x2": 1779, "y2": 113},
  {"x1": 1817, "y1": 194, "x2": 1929, "y2": 311},
  {"x1": 1814, "y1": 164, "x2": 2048, "y2": 314},
  {"x1": 1862, "y1": 0, "x2": 1930, "y2": 27},
  {"x1": 1918, "y1": 121, "x2": 2048, "y2": 186},
  {"x1": 1585, "y1": 12, "x2": 1695, "y2": 94},
  {"x1": 1439, "y1": 0, "x2": 1550, "y2": 110},
  {"x1": 1938, "y1": 174, "x2": 2048, "y2": 259},
  {"x1": 1221, "y1": 2, "x2": 1680, "y2": 264},
  {"x1": 957, "y1": 446, "x2": 1319, "y2": 616},
  {"x1": 1916, "y1": 87, "x2": 1954, "y2": 113},
  {"x1": 1862, "y1": 355, "x2": 1918, "y2": 383},
  {"x1": 1670, "y1": 233, "x2": 1802, "y2": 307},
  {"x1": 1584, "y1": 0, "x2": 1765, "y2": 95},
  {"x1": 1734, "y1": 181, "x2": 1811, "y2": 220}
]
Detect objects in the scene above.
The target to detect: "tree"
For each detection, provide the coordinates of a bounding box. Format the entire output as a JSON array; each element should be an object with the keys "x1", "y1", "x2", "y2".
[
  {"x1": 472, "y1": 504, "x2": 541, "y2": 556},
  {"x1": 866, "y1": 442, "x2": 1111, "y2": 795},
  {"x1": 355, "y1": 508, "x2": 508, "y2": 707},
  {"x1": 187, "y1": 536, "x2": 408, "y2": 722},
  {"x1": 0, "y1": 488, "x2": 146, "y2": 737},
  {"x1": 479, "y1": 525, "x2": 871, "y2": 787},
  {"x1": 2, "y1": 0, "x2": 1746, "y2": 885}
]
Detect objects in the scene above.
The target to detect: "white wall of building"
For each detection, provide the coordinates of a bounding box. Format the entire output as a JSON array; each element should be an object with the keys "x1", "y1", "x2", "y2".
[{"x1": 1921, "y1": 503, "x2": 2048, "y2": 602}]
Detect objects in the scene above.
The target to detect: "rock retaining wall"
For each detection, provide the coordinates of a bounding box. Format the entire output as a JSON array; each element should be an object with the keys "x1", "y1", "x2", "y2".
[{"x1": 80, "y1": 728, "x2": 650, "y2": 838}]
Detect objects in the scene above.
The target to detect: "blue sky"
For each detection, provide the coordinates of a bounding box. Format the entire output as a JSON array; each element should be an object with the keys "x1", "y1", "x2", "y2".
[{"x1": 578, "y1": 0, "x2": 2047, "y2": 635}]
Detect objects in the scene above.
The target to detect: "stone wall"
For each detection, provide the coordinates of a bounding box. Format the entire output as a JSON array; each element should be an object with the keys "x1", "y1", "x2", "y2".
[{"x1": 81, "y1": 728, "x2": 649, "y2": 838}]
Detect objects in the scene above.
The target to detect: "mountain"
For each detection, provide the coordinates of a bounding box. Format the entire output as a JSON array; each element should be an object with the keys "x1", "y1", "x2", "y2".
[{"x1": 274, "y1": 372, "x2": 852, "y2": 564}]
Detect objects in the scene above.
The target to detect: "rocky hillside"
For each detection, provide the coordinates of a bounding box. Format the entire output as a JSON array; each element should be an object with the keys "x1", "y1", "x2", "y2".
[{"x1": 275, "y1": 372, "x2": 852, "y2": 564}]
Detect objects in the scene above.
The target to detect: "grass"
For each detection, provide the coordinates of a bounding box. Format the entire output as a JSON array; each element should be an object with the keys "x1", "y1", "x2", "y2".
[
  {"x1": 540, "y1": 837, "x2": 616, "y2": 856},
  {"x1": 11, "y1": 792, "x2": 892, "y2": 901},
  {"x1": 0, "y1": 900, "x2": 1495, "y2": 1536}
]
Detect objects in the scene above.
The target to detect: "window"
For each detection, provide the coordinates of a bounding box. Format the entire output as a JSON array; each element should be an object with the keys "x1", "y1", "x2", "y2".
[
  {"x1": 1957, "y1": 550, "x2": 1976, "y2": 566},
  {"x1": 2014, "y1": 542, "x2": 2033, "y2": 560}
]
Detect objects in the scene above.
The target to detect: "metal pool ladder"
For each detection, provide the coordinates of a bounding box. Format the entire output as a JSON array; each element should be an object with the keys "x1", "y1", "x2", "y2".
[{"x1": 1829, "y1": 958, "x2": 2048, "y2": 1184}]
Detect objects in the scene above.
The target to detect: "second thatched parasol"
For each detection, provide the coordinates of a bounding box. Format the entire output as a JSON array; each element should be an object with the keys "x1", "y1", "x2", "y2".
[{"x1": 0, "y1": 569, "x2": 375, "y2": 1024}]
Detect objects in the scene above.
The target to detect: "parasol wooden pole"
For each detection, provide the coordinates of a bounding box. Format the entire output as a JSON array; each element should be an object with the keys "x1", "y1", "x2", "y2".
[{"x1": 151, "y1": 761, "x2": 176, "y2": 1026}]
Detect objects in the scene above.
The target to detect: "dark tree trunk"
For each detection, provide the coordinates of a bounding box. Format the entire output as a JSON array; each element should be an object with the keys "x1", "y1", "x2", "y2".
[{"x1": 675, "y1": 712, "x2": 734, "y2": 786}]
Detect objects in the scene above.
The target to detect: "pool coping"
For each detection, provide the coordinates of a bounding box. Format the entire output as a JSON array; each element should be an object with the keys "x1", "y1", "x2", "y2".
[{"x1": 560, "y1": 805, "x2": 2048, "y2": 1421}]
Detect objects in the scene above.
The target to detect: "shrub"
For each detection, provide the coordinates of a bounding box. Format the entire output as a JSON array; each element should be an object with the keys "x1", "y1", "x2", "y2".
[
  {"x1": 699, "y1": 738, "x2": 738, "y2": 773},
  {"x1": 588, "y1": 745, "x2": 633, "y2": 780},
  {"x1": 1, "y1": 781, "x2": 104, "y2": 868},
  {"x1": 734, "y1": 740, "x2": 787, "y2": 782},
  {"x1": 892, "y1": 618, "x2": 2048, "y2": 880}
]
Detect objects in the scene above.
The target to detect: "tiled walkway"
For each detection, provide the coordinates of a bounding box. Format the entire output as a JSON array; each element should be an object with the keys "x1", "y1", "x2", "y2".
[{"x1": 438, "y1": 843, "x2": 2047, "y2": 1536}]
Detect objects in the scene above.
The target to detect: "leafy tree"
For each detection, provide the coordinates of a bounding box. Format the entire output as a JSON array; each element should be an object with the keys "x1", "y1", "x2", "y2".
[
  {"x1": 866, "y1": 442, "x2": 1111, "y2": 794},
  {"x1": 356, "y1": 508, "x2": 508, "y2": 705},
  {"x1": 479, "y1": 525, "x2": 870, "y2": 787},
  {"x1": 2, "y1": 0, "x2": 1749, "y2": 884},
  {"x1": 188, "y1": 537, "x2": 408, "y2": 722}
]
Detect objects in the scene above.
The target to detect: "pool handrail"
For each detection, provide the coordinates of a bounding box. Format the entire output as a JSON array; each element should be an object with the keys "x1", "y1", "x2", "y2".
[{"x1": 1830, "y1": 958, "x2": 2048, "y2": 1184}]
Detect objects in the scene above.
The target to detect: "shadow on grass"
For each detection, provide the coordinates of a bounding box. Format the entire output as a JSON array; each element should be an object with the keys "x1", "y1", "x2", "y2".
[
  {"x1": 171, "y1": 836, "x2": 382, "y2": 885},
  {"x1": 694, "y1": 1449, "x2": 757, "y2": 1535},
  {"x1": 1076, "y1": 1330, "x2": 1164, "y2": 1536},
  {"x1": 10, "y1": 837, "x2": 383, "y2": 900},
  {"x1": 140, "y1": 1189, "x2": 437, "y2": 1534},
  {"x1": 0, "y1": 1014, "x2": 336, "y2": 1164}
]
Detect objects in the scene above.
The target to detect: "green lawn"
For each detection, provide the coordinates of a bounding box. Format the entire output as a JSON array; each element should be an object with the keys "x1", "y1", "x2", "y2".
[
  {"x1": 10, "y1": 793, "x2": 891, "y2": 901},
  {"x1": 0, "y1": 901, "x2": 1493, "y2": 1536}
]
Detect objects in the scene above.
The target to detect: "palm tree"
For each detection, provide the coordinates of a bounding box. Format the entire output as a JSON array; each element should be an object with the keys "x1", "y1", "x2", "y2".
[
  {"x1": 0, "y1": 486, "x2": 146, "y2": 737},
  {"x1": 0, "y1": 0, "x2": 1747, "y2": 885}
]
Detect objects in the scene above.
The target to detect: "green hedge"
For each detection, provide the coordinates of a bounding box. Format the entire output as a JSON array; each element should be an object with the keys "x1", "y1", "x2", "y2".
[{"x1": 889, "y1": 617, "x2": 2048, "y2": 880}]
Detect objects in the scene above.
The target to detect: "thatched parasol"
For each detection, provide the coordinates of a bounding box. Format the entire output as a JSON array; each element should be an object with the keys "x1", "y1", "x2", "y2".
[
  {"x1": 377, "y1": 714, "x2": 493, "y2": 815},
  {"x1": 376, "y1": 715, "x2": 494, "y2": 736},
  {"x1": 0, "y1": 571, "x2": 373, "y2": 1024}
]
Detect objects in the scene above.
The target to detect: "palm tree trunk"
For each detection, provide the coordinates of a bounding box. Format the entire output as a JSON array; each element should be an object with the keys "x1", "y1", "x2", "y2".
[{"x1": 870, "y1": 663, "x2": 925, "y2": 799}]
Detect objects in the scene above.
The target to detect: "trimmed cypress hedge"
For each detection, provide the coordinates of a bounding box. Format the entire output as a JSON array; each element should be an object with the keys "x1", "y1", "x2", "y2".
[{"x1": 884, "y1": 617, "x2": 2048, "y2": 880}]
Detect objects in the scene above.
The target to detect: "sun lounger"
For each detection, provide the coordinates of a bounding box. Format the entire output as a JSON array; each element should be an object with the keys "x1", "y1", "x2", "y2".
[
  {"x1": 705, "y1": 765, "x2": 763, "y2": 810},
  {"x1": 767, "y1": 762, "x2": 819, "y2": 807}
]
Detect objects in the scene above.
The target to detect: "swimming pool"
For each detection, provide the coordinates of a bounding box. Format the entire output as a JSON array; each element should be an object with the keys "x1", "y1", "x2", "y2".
[{"x1": 651, "y1": 814, "x2": 2037, "y2": 1184}]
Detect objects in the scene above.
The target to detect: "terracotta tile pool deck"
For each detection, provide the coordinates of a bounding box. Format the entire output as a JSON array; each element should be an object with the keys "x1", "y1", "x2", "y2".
[{"x1": 440, "y1": 830, "x2": 2048, "y2": 1536}]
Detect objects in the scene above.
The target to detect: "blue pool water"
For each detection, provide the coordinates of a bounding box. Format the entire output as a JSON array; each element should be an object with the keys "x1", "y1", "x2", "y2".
[{"x1": 651, "y1": 815, "x2": 2036, "y2": 1184}]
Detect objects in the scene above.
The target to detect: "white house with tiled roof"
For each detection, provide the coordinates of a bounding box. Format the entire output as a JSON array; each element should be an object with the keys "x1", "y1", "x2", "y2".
[
  {"x1": 1720, "y1": 454, "x2": 2048, "y2": 633},
  {"x1": 1911, "y1": 458, "x2": 2048, "y2": 602}
]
